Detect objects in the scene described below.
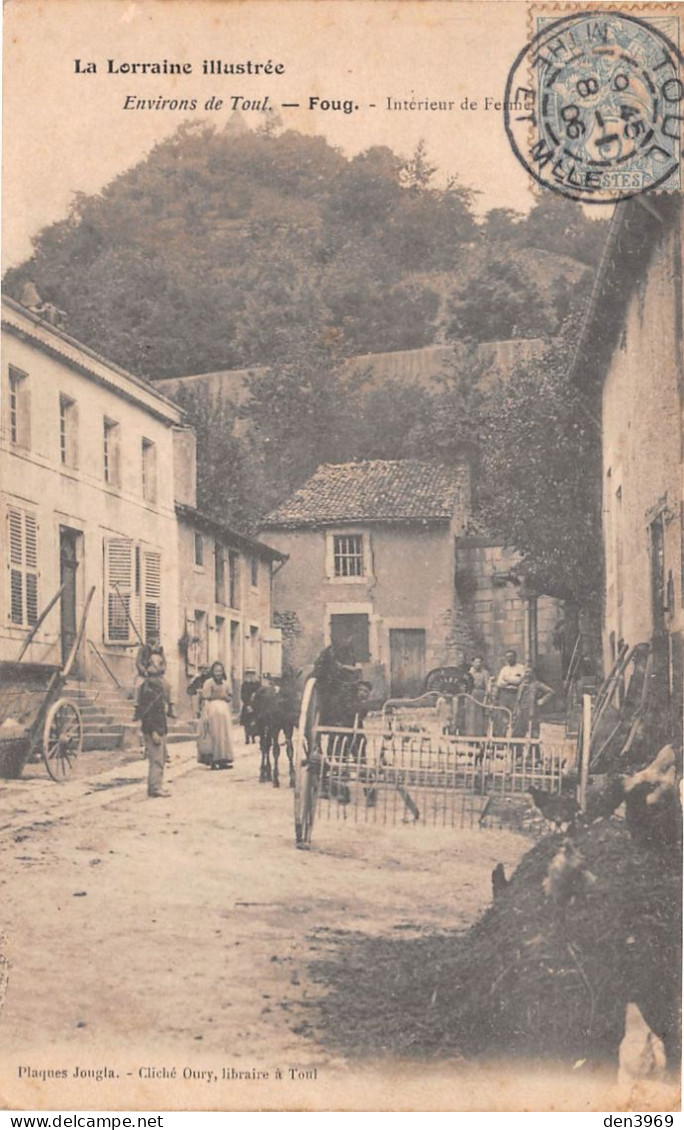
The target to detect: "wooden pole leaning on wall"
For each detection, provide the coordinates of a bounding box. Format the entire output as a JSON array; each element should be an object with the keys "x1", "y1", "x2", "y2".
[
  {"x1": 62, "y1": 585, "x2": 96, "y2": 680},
  {"x1": 579, "y1": 692, "x2": 592, "y2": 813},
  {"x1": 17, "y1": 585, "x2": 65, "y2": 661}
]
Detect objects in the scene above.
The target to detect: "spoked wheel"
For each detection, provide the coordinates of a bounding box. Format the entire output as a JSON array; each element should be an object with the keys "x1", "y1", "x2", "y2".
[
  {"x1": 294, "y1": 678, "x2": 321, "y2": 849},
  {"x1": 42, "y1": 698, "x2": 82, "y2": 781}
]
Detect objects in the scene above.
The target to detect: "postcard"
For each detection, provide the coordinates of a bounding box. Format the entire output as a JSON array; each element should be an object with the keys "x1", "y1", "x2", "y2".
[{"x1": 1, "y1": 0, "x2": 682, "y2": 1114}]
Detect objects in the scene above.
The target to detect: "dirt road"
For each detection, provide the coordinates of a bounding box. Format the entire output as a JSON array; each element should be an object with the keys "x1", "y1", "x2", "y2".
[{"x1": 0, "y1": 736, "x2": 610, "y2": 1111}]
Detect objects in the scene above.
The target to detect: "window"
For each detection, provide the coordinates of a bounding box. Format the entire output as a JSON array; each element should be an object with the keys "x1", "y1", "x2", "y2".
[
  {"x1": 59, "y1": 394, "x2": 79, "y2": 468},
  {"x1": 330, "y1": 612, "x2": 370, "y2": 662},
  {"x1": 7, "y1": 506, "x2": 38, "y2": 627},
  {"x1": 333, "y1": 534, "x2": 364, "y2": 578},
  {"x1": 194, "y1": 532, "x2": 204, "y2": 567},
  {"x1": 193, "y1": 609, "x2": 208, "y2": 668},
  {"x1": 214, "y1": 542, "x2": 226, "y2": 604},
  {"x1": 215, "y1": 615, "x2": 227, "y2": 666},
  {"x1": 104, "y1": 537, "x2": 162, "y2": 644},
  {"x1": 229, "y1": 551, "x2": 240, "y2": 609},
  {"x1": 142, "y1": 549, "x2": 162, "y2": 644},
  {"x1": 249, "y1": 624, "x2": 260, "y2": 671},
  {"x1": 250, "y1": 556, "x2": 259, "y2": 588},
  {"x1": 9, "y1": 367, "x2": 30, "y2": 449},
  {"x1": 105, "y1": 538, "x2": 134, "y2": 642},
  {"x1": 141, "y1": 438, "x2": 157, "y2": 503},
  {"x1": 103, "y1": 418, "x2": 120, "y2": 486}
]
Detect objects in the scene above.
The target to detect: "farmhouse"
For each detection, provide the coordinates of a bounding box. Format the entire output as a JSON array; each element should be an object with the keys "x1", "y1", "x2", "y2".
[
  {"x1": 572, "y1": 195, "x2": 684, "y2": 740},
  {"x1": 1, "y1": 294, "x2": 284, "y2": 741},
  {"x1": 261, "y1": 459, "x2": 562, "y2": 697}
]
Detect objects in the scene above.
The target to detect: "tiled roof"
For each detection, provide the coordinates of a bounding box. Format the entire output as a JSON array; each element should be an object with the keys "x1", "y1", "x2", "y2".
[
  {"x1": 261, "y1": 460, "x2": 467, "y2": 528},
  {"x1": 175, "y1": 504, "x2": 287, "y2": 561}
]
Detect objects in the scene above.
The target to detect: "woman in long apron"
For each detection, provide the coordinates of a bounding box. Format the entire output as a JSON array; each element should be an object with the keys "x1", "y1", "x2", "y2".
[
  {"x1": 464, "y1": 656, "x2": 490, "y2": 735},
  {"x1": 200, "y1": 661, "x2": 235, "y2": 770}
]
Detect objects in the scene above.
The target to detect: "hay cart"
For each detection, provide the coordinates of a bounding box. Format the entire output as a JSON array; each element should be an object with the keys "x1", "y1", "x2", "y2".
[
  {"x1": 293, "y1": 676, "x2": 568, "y2": 848},
  {"x1": 0, "y1": 586, "x2": 95, "y2": 782}
]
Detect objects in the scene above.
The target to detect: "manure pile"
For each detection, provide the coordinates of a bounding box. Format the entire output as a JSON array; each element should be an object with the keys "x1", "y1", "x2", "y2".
[{"x1": 307, "y1": 819, "x2": 681, "y2": 1066}]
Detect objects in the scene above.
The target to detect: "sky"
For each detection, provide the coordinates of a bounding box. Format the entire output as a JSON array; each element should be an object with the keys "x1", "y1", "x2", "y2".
[{"x1": 2, "y1": 0, "x2": 547, "y2": 270}]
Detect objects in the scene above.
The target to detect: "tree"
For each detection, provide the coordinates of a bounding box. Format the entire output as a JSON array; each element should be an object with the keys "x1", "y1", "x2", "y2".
[
  {"x1": 240, "y1": 331, "x2": 368, "y2": 513},
  {"x1": 407, "y1": 345, "x2": 490, "y2": 474},
  {"x1": 171, "y1": 383, "x2": 258, "y2": 533},
  {"x1": 407, "y1": 336, "x2": 602, "y2": 611},
  {"x1": 478, "y1": 337, "x2": 602, "y2": 608},
  {"x1": 400, "y1": 139, "x2": 437, "y2": 192},
  {"x1": 446, "y1": 247, "x2": 553, "y2": 342}
]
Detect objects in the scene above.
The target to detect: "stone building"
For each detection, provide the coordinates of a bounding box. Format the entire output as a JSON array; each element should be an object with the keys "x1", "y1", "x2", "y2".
[
  {"x1": 1, "y1": 295, "x2": 184, "y2": 700},
  {"x1": 572, "y1": 196, "x2": 683, "y2": 736},
  {"x1": 260, "y1": 459, "x2": 561, "y2": 698},
  {"x1": 175, "y1": 503, "x2": 285, "y2": 715},
  {"x1": 1, "y1": 295, "x2": 285, "y2": 739}
]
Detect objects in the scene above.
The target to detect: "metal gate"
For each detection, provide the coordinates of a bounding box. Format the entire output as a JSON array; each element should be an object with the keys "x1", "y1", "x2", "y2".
[{"x1": 294, "y1": 681, "x2": 571, "y2": 847}]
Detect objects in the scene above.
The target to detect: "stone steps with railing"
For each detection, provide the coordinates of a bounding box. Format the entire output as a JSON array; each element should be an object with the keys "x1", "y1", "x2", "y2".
[{"x1": 66, "y1": 681, "x2": 199, "y2": 751}]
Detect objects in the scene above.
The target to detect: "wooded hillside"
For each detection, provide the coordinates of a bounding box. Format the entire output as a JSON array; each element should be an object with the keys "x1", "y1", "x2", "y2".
[{"x1": 5, "y1": 121, "x2": 605, "y2": 378}]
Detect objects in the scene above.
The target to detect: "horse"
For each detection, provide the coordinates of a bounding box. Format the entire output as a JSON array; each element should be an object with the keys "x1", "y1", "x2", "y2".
[{"x1": 253, "y1": 671, "x2": 301, "y2": 788}]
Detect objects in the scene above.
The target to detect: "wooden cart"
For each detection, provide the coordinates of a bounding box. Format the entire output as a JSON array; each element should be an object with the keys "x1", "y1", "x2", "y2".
[{"x1": 0, "y1": 586, "x2": 94, "y2": 781}]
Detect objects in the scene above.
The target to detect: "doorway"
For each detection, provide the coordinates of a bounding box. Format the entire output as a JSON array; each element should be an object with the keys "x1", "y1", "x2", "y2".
[
  {"x1": 230, "y1": 619, "x2": 241, "y2": 699},
  {"x1": 60, "y1": 527, "x2": 83, "y2": 672},
  {"x1": 389, "y1": 628, "x2": 426, "y2": 698}
]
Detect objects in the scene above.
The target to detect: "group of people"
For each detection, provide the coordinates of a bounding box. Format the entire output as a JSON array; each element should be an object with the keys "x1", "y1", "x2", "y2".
[
  {"x1": 455, "y1": 649, "x2": 554, "y2": 738},
  {"x1": 134, "y1": 631, "x2": 556, "y2": 798},
  {"x1": 135, "y1": 636, "x2": 236, "y2": 797}
]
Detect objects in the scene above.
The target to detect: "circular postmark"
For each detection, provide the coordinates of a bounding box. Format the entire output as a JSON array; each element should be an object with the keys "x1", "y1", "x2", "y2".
[{"x1": 504, "y1": 10, "x2": 683, "y2": 203}]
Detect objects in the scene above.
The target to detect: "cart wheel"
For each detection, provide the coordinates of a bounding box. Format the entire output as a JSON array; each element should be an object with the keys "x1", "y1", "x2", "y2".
[
  {"x1": 294, "y1": 678, "x2": 321, "y2": 848},
  {"x1": 42, "y1": 698, "x2": 82, "y2": 781}
]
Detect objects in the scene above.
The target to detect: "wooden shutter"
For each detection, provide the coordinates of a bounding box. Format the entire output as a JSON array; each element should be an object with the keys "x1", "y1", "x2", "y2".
[
  {"x1": 24, "y1": 513, "x2": 38, "y2": 624},
  {"x1": 142, "y1": 549, "x2": 162, "y2": 644},
  {"x1": 105, "y1": 537, "x2": 134, "y2": 642},
  {"x1": 8, "y1": 508, "x2": 23, "y2": 624},
  {"x1": 7, "y1": 507, "x2": 38, "y2": 626}
]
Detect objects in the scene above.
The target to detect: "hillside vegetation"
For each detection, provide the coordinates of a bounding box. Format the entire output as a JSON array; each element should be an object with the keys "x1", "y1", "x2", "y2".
[
  {"x1": 5, "y1": 121, "x2": 607, "y2": 607},
  {"x1": 6, "y1": 122, "x2": 605, "y2": 378}
]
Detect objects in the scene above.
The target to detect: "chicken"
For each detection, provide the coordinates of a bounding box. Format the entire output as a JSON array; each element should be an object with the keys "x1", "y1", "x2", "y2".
[
  {"x1": 491, "y1": 862, "x2": 509, "y2": 900},
  {"x1": 624, "y1": 744, "x2": 682, "y2": 854},
  {"x1": 528, "y1": 786, "x2": 579, "y2": 831},
  {"x1": 617, "y1": 1002, "x2": 667, "y2": 1090},
  {"x1": 583, "y1": 773, "x2": 626, "y2": 821},
  {"x1": 542, "y1": 840, "x2": 596, "y2": 910}
]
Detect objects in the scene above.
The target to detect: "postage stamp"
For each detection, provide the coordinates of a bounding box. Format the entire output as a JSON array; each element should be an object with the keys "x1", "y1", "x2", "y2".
[{"x1": 505, "y1": 9, "x2": 683, "y2": 202}]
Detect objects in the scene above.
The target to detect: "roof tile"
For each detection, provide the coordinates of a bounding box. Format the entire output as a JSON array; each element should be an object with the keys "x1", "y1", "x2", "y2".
[{"x1": 261, "y1": 460, "x2": 467, "y2": 527}]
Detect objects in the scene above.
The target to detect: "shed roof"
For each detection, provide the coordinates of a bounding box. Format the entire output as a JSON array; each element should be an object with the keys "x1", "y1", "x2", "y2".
[
  {"x1": 175, "y1": 503, "x2": 287, "y2": 562},
  {"x1": 261, "y1": 460, "x2": 467, "y2": 528}
]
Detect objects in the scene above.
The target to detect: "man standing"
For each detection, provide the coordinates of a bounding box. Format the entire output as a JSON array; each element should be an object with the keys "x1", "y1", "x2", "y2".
[
  {"x1": 492, "y1": 649, "x2": 526, "y2": 736},
  {"x1": 313, "y1": 634, "x2": 359, "y2": 726},
  {"x1": 240, "y1": 668, "x2": 261, "y2": 744},
  {"x1": 138, "y1": 652, "x2": 171, "y2": 798}
]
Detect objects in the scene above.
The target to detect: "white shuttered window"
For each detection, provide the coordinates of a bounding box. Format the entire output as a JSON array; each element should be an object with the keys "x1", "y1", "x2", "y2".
[
  {"x1": 142, "y1": 550, "x2": 162, "y2": 644},
  {"x1": 104, "y1": 537, "x2": 135, "y2": 643},
  {"x1": 7, "y1": 506, "x2": 38, "y2": 627},
  {"x1": 104, "y1": 538, "x2": 163, "y2": 645}
]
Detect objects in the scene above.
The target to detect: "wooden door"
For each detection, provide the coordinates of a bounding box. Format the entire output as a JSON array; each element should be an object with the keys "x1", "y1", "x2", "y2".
[{"x1": 389, "y1": 629, "x2": 426, "y2": 698}]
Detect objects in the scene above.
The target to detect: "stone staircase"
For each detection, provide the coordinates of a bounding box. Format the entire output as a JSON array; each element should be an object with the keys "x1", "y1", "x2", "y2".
[{"x1": 65, "y1": 680, "x2": 198, "y2": 752}]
